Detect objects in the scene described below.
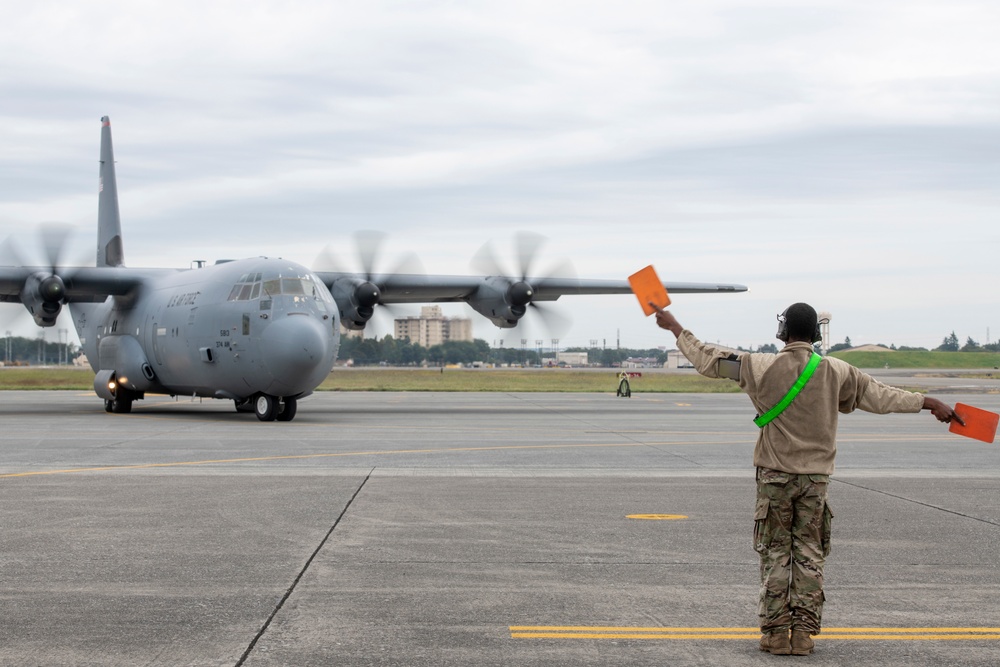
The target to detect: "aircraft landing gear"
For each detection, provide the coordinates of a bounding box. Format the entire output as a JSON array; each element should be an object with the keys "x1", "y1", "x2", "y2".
[
  {"x1": 276, "y1": 397, "x2": 297, "y2": 422},
  {"x1": 252, "y1": 393, "x2": 298, "y2": 422},
  {"x1": 254, "y1": 393, "x2": 278, "y2": 421},
  {"x1": 106, "y1": 389, "x2": 135, "y2": 413}
]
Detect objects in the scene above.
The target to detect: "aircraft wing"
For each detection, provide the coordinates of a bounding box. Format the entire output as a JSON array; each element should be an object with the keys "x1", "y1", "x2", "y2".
[
  {"x1": 0, "y1": 266, "x2": 176, "y2": 326},
  {"x1": 316, "y1": 270, "x2": 747, "y2": 329},
  {"x1": 0, "y1": 266, "x2": 173, "y2": 303}
]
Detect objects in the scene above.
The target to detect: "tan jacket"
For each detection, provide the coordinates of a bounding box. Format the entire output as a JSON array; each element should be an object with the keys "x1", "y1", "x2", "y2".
[{"x1": 677, "y1": 330, "x2": 924, "y2": 475}]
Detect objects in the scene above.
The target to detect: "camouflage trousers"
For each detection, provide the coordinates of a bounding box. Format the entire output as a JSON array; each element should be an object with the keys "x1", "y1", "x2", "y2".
[{"x1": 754, "y1": 467, "x2": 833, "y2": 635}]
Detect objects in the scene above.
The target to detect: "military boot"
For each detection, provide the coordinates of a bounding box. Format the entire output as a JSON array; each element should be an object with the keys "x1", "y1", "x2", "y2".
[
  {"x1": 791, "y1": 629, "x2": 815, "y2": 656},
  {"x1": 759, "y1": 630, "x2": 791, "y2": 655}
]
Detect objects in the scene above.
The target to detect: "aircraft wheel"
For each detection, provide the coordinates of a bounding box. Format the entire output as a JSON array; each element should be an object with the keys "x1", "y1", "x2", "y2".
[
  {"x1": 111, "y1": 394, "x2": 133, "y2": 414},
  {"x1": 255, "y1": 393, "x2": 278, "y2": 422},
  {"x1": 105, "y1": 399, "x2": 113, "y2": 413},
  {"x1": 276, "y1": 397, "x2": 297, "y2": 422}
]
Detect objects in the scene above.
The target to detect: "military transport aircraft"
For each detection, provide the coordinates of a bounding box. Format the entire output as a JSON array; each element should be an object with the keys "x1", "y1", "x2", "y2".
[{"x1": 0, "y1": 117, "x2": 747, "y2": 422}]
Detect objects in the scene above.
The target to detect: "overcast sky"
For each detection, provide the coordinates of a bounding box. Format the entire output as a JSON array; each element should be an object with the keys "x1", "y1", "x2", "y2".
[{"x1": 1, "y1": 1, "x2": 997, "y2": 351}]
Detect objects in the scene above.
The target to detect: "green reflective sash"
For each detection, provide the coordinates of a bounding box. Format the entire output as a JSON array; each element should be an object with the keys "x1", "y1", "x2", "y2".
[{"x1": 753, "y1": 352, "x2": 823, "y2": 428}]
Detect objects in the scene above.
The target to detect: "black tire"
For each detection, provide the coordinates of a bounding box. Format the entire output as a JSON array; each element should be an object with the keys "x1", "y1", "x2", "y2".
[
  {"x1": 111, "y1": 394, "x2": 133, "y2": 414},
  {"x1": 276, "y1": 397, "x2": 297, "y2": 422},
  {"x1": 255, "y1": 393, "x2": 278, "y2": 422},
  {"x1": 104, "y1": 399, "x2": 113, "y2": 413}
]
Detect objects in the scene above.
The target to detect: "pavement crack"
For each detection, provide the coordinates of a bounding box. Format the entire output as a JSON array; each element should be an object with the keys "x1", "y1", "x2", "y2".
[
  {"x1": 833, "y1": 478, "x2": 1000, "y2": 528},
  {"x1": 234, "y1": 467, "x2": 374, "y2": 666}
]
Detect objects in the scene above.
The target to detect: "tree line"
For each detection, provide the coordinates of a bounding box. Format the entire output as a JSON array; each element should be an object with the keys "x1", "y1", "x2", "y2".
[
  {"x1": 826, "y1": 332, "x2": 999, "y2": 353},
  {"x1": 339, "y1": 335, "x2": 673, "y2": 367},
  {"x1": 1, "y1": 335, "x2": 79, "y2": 365}
]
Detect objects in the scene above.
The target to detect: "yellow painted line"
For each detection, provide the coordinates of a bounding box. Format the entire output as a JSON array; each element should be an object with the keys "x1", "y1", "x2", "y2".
[
  {"x1": 626, "y1": 514, "x2": 688, "y2": 520},
  {"x1": 509, "y1": 626, "x2": 1000, "y2": 640},
  {"x1": 0, "y1": 441, "x2": 654, "y2": 479}
]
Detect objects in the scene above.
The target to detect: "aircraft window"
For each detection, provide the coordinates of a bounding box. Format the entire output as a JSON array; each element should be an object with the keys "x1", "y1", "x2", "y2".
[
  {"x1": 250, "y1": 282, "x2": 260, "y2": 300},
  {"x1": 282, "y1": 278, "x2": 306, "y2": 295},
  {"x1": 227, "y1": 286, "x2": 242, "y2": 301},
  {"x1": 238, "y1": 273, "x2": 249, "y2": 283},
  {"x1": 262, "y1": 279, "x2": 280, "y2": 297},
  {"x1": 239, "y1": 284, "x2": 253, "y2": 300},
  {"x1": 312, "y1": 275, "x2": 334, "y2": 303}
]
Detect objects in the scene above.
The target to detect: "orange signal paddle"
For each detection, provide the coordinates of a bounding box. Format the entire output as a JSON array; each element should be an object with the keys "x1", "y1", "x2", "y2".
[
  {"x1": 628, "y1": 265, "x2": 671, "y2": 316},
  {"x1": 950, "y1": 403, "x2": 999, "y2": 443}
]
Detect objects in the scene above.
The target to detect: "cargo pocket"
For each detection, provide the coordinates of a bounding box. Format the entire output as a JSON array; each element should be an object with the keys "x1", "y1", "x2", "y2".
[
  {"x1": 753, "y1": 496, "x2": 770, "y2": 554},
  {"x1": 820, "y1": 502, "x2": 834, "y2": 557}
]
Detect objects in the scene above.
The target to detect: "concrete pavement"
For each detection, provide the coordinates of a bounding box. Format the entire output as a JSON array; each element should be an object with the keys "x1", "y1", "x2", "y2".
[{"x1": 1, "y1": 390, "x2": 998, "y2": 666}]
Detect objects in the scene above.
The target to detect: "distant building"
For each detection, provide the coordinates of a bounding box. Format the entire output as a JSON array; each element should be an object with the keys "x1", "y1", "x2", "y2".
[
  {"x1": 394, "y1": 306, "x2": 473, "y2": 347},
  {"x1": 623, "y1": 356, "x2": 660, "y2": 369},
  {"x1": 664, "y1": 342, "x2": 740, "y2": 369},
  {"x1": 664, "y1": 350, "x2": 694, "y2": 369},
  {"x1": 556, "y1": 351, "x2": 588, "y2": 366}
]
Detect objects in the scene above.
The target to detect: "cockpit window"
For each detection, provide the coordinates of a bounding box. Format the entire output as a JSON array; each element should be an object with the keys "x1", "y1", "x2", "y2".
[
  {"x1": 282, "y1": 278, "x2": 306, "y2": 296},
  {"x1": 237, "y1": 273, "x2": 334, "y2": 303},
  {"x1": 228, "y1": 274, "x2": 262, "y2": 301},
  {"x1": 262, "y1": 279, "x2": 280, "y2": 297}
]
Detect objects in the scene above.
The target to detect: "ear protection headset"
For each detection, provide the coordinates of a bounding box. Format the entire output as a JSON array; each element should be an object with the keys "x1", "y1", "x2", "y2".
[{"x1": 776, "y1": 306, "x2": 827, "y2": 344}]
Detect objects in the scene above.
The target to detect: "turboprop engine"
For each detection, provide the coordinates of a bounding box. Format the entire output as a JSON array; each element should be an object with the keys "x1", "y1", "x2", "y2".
[{"x1": 20, "y1": 271, "x2": 66, "y2": 327}]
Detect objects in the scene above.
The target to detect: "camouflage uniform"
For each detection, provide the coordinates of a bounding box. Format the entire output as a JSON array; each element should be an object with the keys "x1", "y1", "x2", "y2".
[{"x1": 754, "y1": 467, "x2": 833, "y2": 634}]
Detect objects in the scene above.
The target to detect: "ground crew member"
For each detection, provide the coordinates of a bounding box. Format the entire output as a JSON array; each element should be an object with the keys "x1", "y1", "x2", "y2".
[{"x1": 651, "y1": 302, "x2": 962, "y2": 656}]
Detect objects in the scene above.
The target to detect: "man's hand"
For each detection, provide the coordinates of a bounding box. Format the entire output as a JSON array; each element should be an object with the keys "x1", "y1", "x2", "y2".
[
  {"x1": 922, "y1": 396, "x2": 965, "y2": 425},
  {"x1": 650, "y1": 303, "x2": 683, "y2": 337}
]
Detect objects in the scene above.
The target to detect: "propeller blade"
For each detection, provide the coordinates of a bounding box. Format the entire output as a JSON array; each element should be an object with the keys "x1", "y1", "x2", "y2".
[
  {"x1": 530, "y1": 301, "x2": 572, "y2": 340},
  {"x1": 515, "y1": 230, "x2": 545, "y2": 280},
  {"x1": 532, "y1": 258, "x2": 577, "y2": 289},
  {"x1": 355, "y1": 230, "x2": 386, "y2": 281},
  {"x1": 40, "y1": 223, "x2": 74, "y2": 272},
  {"x1": 471, "y1": 240, "x2": 508, "y2": 280},
  {"x1": 379, "y1": 251, "x2": 425, "y2": 287},
  {"x1": 312, "y1": 243, "x2": 347, "y2": 274}
]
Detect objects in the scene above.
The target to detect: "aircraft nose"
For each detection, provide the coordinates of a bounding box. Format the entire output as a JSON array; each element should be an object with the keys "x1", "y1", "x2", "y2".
[{"x1": 259, "y1": 314, "x2": 333, "y2": 393}]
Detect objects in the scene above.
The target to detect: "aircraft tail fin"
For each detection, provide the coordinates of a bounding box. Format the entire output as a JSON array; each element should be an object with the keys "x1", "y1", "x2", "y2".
[{"x1": 97, "y1": 116, "x2": 125, "y2": 267}]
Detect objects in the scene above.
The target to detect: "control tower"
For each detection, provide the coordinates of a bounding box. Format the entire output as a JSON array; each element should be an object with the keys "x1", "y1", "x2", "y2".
[{"x1": 818, "y1": 311, "x2": 832, "y2": 354}]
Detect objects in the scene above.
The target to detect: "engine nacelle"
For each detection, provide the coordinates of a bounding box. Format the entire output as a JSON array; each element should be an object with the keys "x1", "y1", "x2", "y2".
[
  {"x1": 465, "y1": 276, "x2": 532, "y2": 328},
  {"x1": 19, "y1": 272, "x2": 65, "y2": 327},
  {"x1": 330, "y1": 278, "x2": 381, "y2": 330}
]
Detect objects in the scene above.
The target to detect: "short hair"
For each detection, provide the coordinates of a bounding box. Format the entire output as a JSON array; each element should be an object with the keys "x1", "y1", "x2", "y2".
[{"x1": 784, "y1": 302, "x2": 818, "y2": 341}]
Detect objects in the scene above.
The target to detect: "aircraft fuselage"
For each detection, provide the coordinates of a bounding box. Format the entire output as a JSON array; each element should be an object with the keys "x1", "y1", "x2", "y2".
[{"x1": 71, "y1": 257, "x2": 340, "y2": 407}]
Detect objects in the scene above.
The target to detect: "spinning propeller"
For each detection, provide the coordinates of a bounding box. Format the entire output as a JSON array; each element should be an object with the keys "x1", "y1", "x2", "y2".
[
  {"x1": 0, "y1": 224, "x2": 85, "y2": 328},
  {"x1": 470, "y1": 231, "x2": 574, "y2": 337},
  {"x1": 315, "y1": 230, "x2": 424, "y2": 330}
]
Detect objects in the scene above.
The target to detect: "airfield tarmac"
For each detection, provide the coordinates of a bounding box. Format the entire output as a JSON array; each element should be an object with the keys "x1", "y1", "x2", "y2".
[{"x1": 1, "y1": 387, "x2": 998, "y2": 666}]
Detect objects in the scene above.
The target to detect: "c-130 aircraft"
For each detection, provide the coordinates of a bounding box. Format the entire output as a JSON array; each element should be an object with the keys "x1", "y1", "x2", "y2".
[{"x1": 0, "y1": 117, "x2": 747, "y2": 422}]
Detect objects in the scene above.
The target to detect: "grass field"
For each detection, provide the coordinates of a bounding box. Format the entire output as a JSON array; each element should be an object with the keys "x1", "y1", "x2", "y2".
[
  {"x1": 3, "y1": 353, "x2": 997, "y2": 393},
  {"x1": 831, "y1": 350, "x2": 1000, "y2": 369},
  {"x1": 0, "y1": 366, "x2": 740, "y2": 393},
  {"x1": 318, "y1": 369, "x2": 742, "y2": 393}
]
